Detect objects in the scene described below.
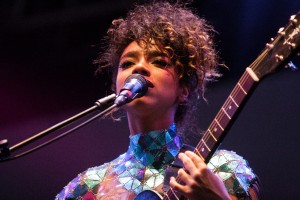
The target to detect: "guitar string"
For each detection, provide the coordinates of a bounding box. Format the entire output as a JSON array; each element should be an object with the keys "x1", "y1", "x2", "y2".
[
  {"x1": 250, "y1": 49, "x2": 270, "y2": 72},
  {"x1": 200, "y1": 72, "x2": 251, "y2": 148},
  {"x1": 163, "y1": 190, "x2": 171, "y2": 200},
  {"x1": 194, "y1": 71, "x2": 251, "y2": 162},
  {"x1": 163, "y1": 19, "x2": 296, "y2": 199},
  {"x1": 196, "y1": 44, "x2": 272, "y2": 155},
  {"x1": 164, "y1": 32, "x2": 275, "y2": 198},
  {"x1": 165, "y1": 73, "x2": 252, "y2": 199},
  {"x1": 164, "y1": 184, "x2": 180, "y2": 200},
  {"x1": 169, "y1": 187, "x2": 179, "y2": 200},
  {"x1": 164, "y1": 55, "x2": 262, "y2": 200},
  {"x1": 249, "y1": 25, "x2": 283, "y2": 73}
]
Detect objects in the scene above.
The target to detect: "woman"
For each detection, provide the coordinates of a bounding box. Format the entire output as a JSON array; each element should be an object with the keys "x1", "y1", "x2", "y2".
[{"x1": 56, "y1": 1, "x2": 260, "y2": 199}]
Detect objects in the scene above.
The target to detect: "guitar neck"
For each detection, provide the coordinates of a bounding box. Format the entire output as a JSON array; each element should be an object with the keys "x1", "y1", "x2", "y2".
[
  {"x1": 197, "y1": 68, "x2": 259, "y2": 163},
  {"x1": 162, "y1": 12, "x2": 300, "y2": 200},
  {"x1": 193, "y1": 11, "x2": 300, "y2": 163},
  {"x1": 163, "y1": 68, "x2": 259, "y2": 200}
]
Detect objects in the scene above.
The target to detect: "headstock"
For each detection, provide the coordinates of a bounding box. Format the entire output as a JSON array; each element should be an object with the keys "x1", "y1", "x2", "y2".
[{"x1": 250, "y1": 12, "x2": 300, "y2": 79}]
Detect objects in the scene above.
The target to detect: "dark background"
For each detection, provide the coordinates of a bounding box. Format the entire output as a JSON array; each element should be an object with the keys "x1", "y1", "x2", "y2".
[{"x1": 0, "y1": 0, "x2": 300, "y2": 199}]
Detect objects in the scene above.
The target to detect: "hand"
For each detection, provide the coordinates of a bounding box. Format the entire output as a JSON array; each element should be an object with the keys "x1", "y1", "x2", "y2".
[{"x1": 169, "y1": 151, "x2": 231, "y2": 200}]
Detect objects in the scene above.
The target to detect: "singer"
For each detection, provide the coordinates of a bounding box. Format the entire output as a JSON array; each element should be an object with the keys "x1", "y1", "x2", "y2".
[{"x1": 56, "y1": 1, "x2": 260, "y2": 200}]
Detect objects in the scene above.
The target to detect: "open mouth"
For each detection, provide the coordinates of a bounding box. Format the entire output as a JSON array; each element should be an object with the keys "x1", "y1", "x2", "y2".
[{"x1": 146, "y1": 80, "x2": 154, "y2": 88}]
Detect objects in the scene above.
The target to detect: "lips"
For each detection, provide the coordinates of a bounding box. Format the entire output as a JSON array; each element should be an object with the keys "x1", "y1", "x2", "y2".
[{"x1": 146, "y1": 79, "x2": 154, "y2": 88}]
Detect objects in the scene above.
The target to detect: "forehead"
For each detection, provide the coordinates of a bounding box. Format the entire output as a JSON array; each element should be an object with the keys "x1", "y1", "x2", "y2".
[{"x1": 120, "y1": 40, "x2": 167, "y2": 58}]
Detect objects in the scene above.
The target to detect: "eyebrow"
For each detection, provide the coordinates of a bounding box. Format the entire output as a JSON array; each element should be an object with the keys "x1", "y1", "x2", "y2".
[
  {"x1": 120, "y1": 51, "x2": 139, "y2": 60},
  {"x1": 147, "y1": 50, "x2": 168, "y2": 58},
  {"x1": 120, "y1": 50, "x2": 168, "y2": 61}
]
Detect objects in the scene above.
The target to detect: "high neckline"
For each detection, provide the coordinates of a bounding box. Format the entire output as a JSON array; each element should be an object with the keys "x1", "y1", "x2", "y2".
[{"x1": 127, "y1": 123, "x2": 183, "y2": 169}]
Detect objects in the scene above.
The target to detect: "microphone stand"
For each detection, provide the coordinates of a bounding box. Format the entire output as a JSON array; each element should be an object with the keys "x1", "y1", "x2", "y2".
[{"x1": 0, "y1": 94, "x2": 116, "y2": 161}]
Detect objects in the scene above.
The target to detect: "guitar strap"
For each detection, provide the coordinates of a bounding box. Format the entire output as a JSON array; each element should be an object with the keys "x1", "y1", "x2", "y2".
[{"x1": 162, "y1": 144, "x2": 194, "y2": 192}]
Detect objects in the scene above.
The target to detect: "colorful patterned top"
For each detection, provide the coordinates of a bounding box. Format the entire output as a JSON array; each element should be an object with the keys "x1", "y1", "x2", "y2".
[{"x1": 56, "y1": 124, "x2": 258, "y2": 200}]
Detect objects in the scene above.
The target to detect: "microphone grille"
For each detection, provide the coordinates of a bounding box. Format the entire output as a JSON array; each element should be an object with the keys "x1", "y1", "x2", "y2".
[{"x1": 125, "y1": 74, "x2": 148, "y2": 85}]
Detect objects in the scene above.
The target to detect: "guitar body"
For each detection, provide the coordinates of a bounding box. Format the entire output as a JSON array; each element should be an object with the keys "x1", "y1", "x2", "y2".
[
  {"x1": 135, "y1": 190, "x2": 162, "y2": 200},
  {"x1": 135, "y1": 190, "x2": 188, "y2": 200}
]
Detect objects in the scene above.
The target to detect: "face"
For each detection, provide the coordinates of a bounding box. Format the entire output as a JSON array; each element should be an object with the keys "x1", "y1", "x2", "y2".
[{"x1": 116, "y1": 41, "x2": 188, "y2": 119}]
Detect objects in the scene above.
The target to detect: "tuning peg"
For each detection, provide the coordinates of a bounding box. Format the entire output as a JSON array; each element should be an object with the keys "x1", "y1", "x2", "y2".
[
  {"x1": 290, "y1": 15, "x2": 298, "y2": 24},
  {"x1": 278, "y1": 27, "x2": 286, "y2": 36},
  {"x1": 266, "y1": 43, "x2": 274, "y2": 49},
  {"x1": 275, "y1": 54, "x2": 284, "y2": 62},
  {"x1": 287, "y1": 41, "x2": 297, "y2": 50},
  {"x1": 285, "y1": 61, "x2": 298, "y2": 71}
]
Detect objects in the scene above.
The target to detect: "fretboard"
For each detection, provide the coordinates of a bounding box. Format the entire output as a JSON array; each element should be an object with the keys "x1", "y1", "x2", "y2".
[
  {"x1": 162, "y1": 12, "x2": 300, "y2": 199},
  {"x1": 162, "y1": 68, "x2": 259, "y2": 200},
  {"x1": 198, "y1": 68, "x2": 259, "y2": 163}
]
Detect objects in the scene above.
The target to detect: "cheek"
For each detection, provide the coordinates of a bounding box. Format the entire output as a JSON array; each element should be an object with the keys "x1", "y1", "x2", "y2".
[
  {"x1": 115, "y1": 72, "x2": 125, "y2": 93},
  {"x1": 156, "y1": 71, "x2": 180, "y2": 98},
  {"x1": 161, "y1": 70, "x2": 180, "y2": 90}
]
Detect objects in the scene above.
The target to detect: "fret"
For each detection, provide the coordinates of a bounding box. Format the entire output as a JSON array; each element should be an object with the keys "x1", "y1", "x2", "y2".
[
  {"x1": 201, "y1": 139, "x2": 211, "y2": 152},
  {"x1": 231, "y1": 86, "x2": 246, "y2": 105},
  {"x1": 210, "y1": 124, "x2": 222, "y2": 139},
  {"x1": 207, "y1": 129, "x2": 217, "y2": 141},
  {"x1": 194, "y1": 148, "x2": 205, "y2": 161},
  {"x1": 202, "y1": 132, "x2": 219, "y2": 149},
  {"x1": 160, "y1": 12, "x2": 300, "y2": 199},
  {"x1": 238, "y1": 82, "x2": 247, "y2": 94},
  {"x1": 223, "y1": 99, "x2": 238, "y2": 117},
  {"x1": 222, "y1": 107, "x2": 232, "y2": 119},
  {"x1": 214, "y1": 119, "x2": 224, "y2": 131},
  {"x1": 229, "y1": 95, "x2": 239, "y2": 107},
  {"x1": 239, "y1": 72, "x2": 256, "y2": 93},
  {"x1": 165, "y1": 72, "x2": 256, "y2": 200},
  {"x1": 217, "y1": 110, "x2": 232, "y2": 130}
]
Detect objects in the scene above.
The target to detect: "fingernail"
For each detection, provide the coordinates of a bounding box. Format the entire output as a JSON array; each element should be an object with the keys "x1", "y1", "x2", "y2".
[
  {"x1": 177, "y1": 168, "x2": 182, "y2": 175},
  {"x1": 178, "y1": 152, "x2": 183, "y2": 158}
]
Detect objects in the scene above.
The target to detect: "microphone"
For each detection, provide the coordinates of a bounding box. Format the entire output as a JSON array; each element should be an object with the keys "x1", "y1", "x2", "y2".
[{"x1": 114, "y1": 74, "x2": 149, "y2": 107}]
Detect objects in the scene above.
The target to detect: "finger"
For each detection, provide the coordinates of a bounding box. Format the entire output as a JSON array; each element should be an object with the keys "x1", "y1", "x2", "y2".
[
  {"x1": 185, "y1": 151, "x2": 206, "y2": 169},
  {"x1": 177, "y1": 168, "x2": 193, "y2": 185},
  {"x1": 169, "y1": 176, "x2": 191, "y2": 195},
  {"x1": 178, "y1": 152, "x2": 198, "y2": 175},
  {"x1": 184, "y1": 151, "x2": 214, "y2": 183}
]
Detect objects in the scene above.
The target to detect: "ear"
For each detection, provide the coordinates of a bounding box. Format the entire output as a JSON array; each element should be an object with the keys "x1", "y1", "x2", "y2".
[{"x1": 178, "y1": 85, "x2": 189, "y2": 103}]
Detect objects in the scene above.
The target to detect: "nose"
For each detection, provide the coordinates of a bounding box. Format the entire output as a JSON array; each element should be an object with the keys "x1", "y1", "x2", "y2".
[{"x1": 132, "y1": 64, "x2": 150, "y2": 76}]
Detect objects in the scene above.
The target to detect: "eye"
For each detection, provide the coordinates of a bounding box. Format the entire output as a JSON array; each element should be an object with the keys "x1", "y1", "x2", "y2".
[
  {"x1": 119, "y1": 61, "x2": 134, "y2": 69},
  {"x1": 152, "y1": 59, "x2": 169, "y2": 68}
]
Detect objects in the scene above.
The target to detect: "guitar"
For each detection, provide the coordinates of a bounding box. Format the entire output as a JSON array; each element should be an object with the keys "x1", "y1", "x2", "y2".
[{"x1": 135, "y1": 11, "x2": 300, "y2": 200}]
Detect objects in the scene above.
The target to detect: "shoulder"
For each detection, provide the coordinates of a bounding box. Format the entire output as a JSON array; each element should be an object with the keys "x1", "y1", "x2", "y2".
[
  {"x1": 55, "y1": 153, "x2": 126, "y2": 200},
  {"x1": 208, "y1": 150, "x2": 260, "y2": 199}
]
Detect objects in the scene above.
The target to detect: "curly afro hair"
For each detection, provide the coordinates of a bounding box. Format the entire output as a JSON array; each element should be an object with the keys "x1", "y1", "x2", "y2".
[{"x1": 95, "y1": 1, "x2": 221, "y2": 138}]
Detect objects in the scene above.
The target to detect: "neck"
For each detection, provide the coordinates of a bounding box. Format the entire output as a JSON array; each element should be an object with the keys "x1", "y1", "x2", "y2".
[{"x1": 127, "y1": 112, "x2": 175, "y2": 136}]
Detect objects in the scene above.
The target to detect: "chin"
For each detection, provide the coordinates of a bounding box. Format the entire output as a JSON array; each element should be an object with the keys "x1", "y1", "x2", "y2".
[
  {"x1": 126, "y1": 97, "x2": 151, "y2": 107},
  {"x1": 124, "y1": 97, "x2": 158, "y2": 112}
]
